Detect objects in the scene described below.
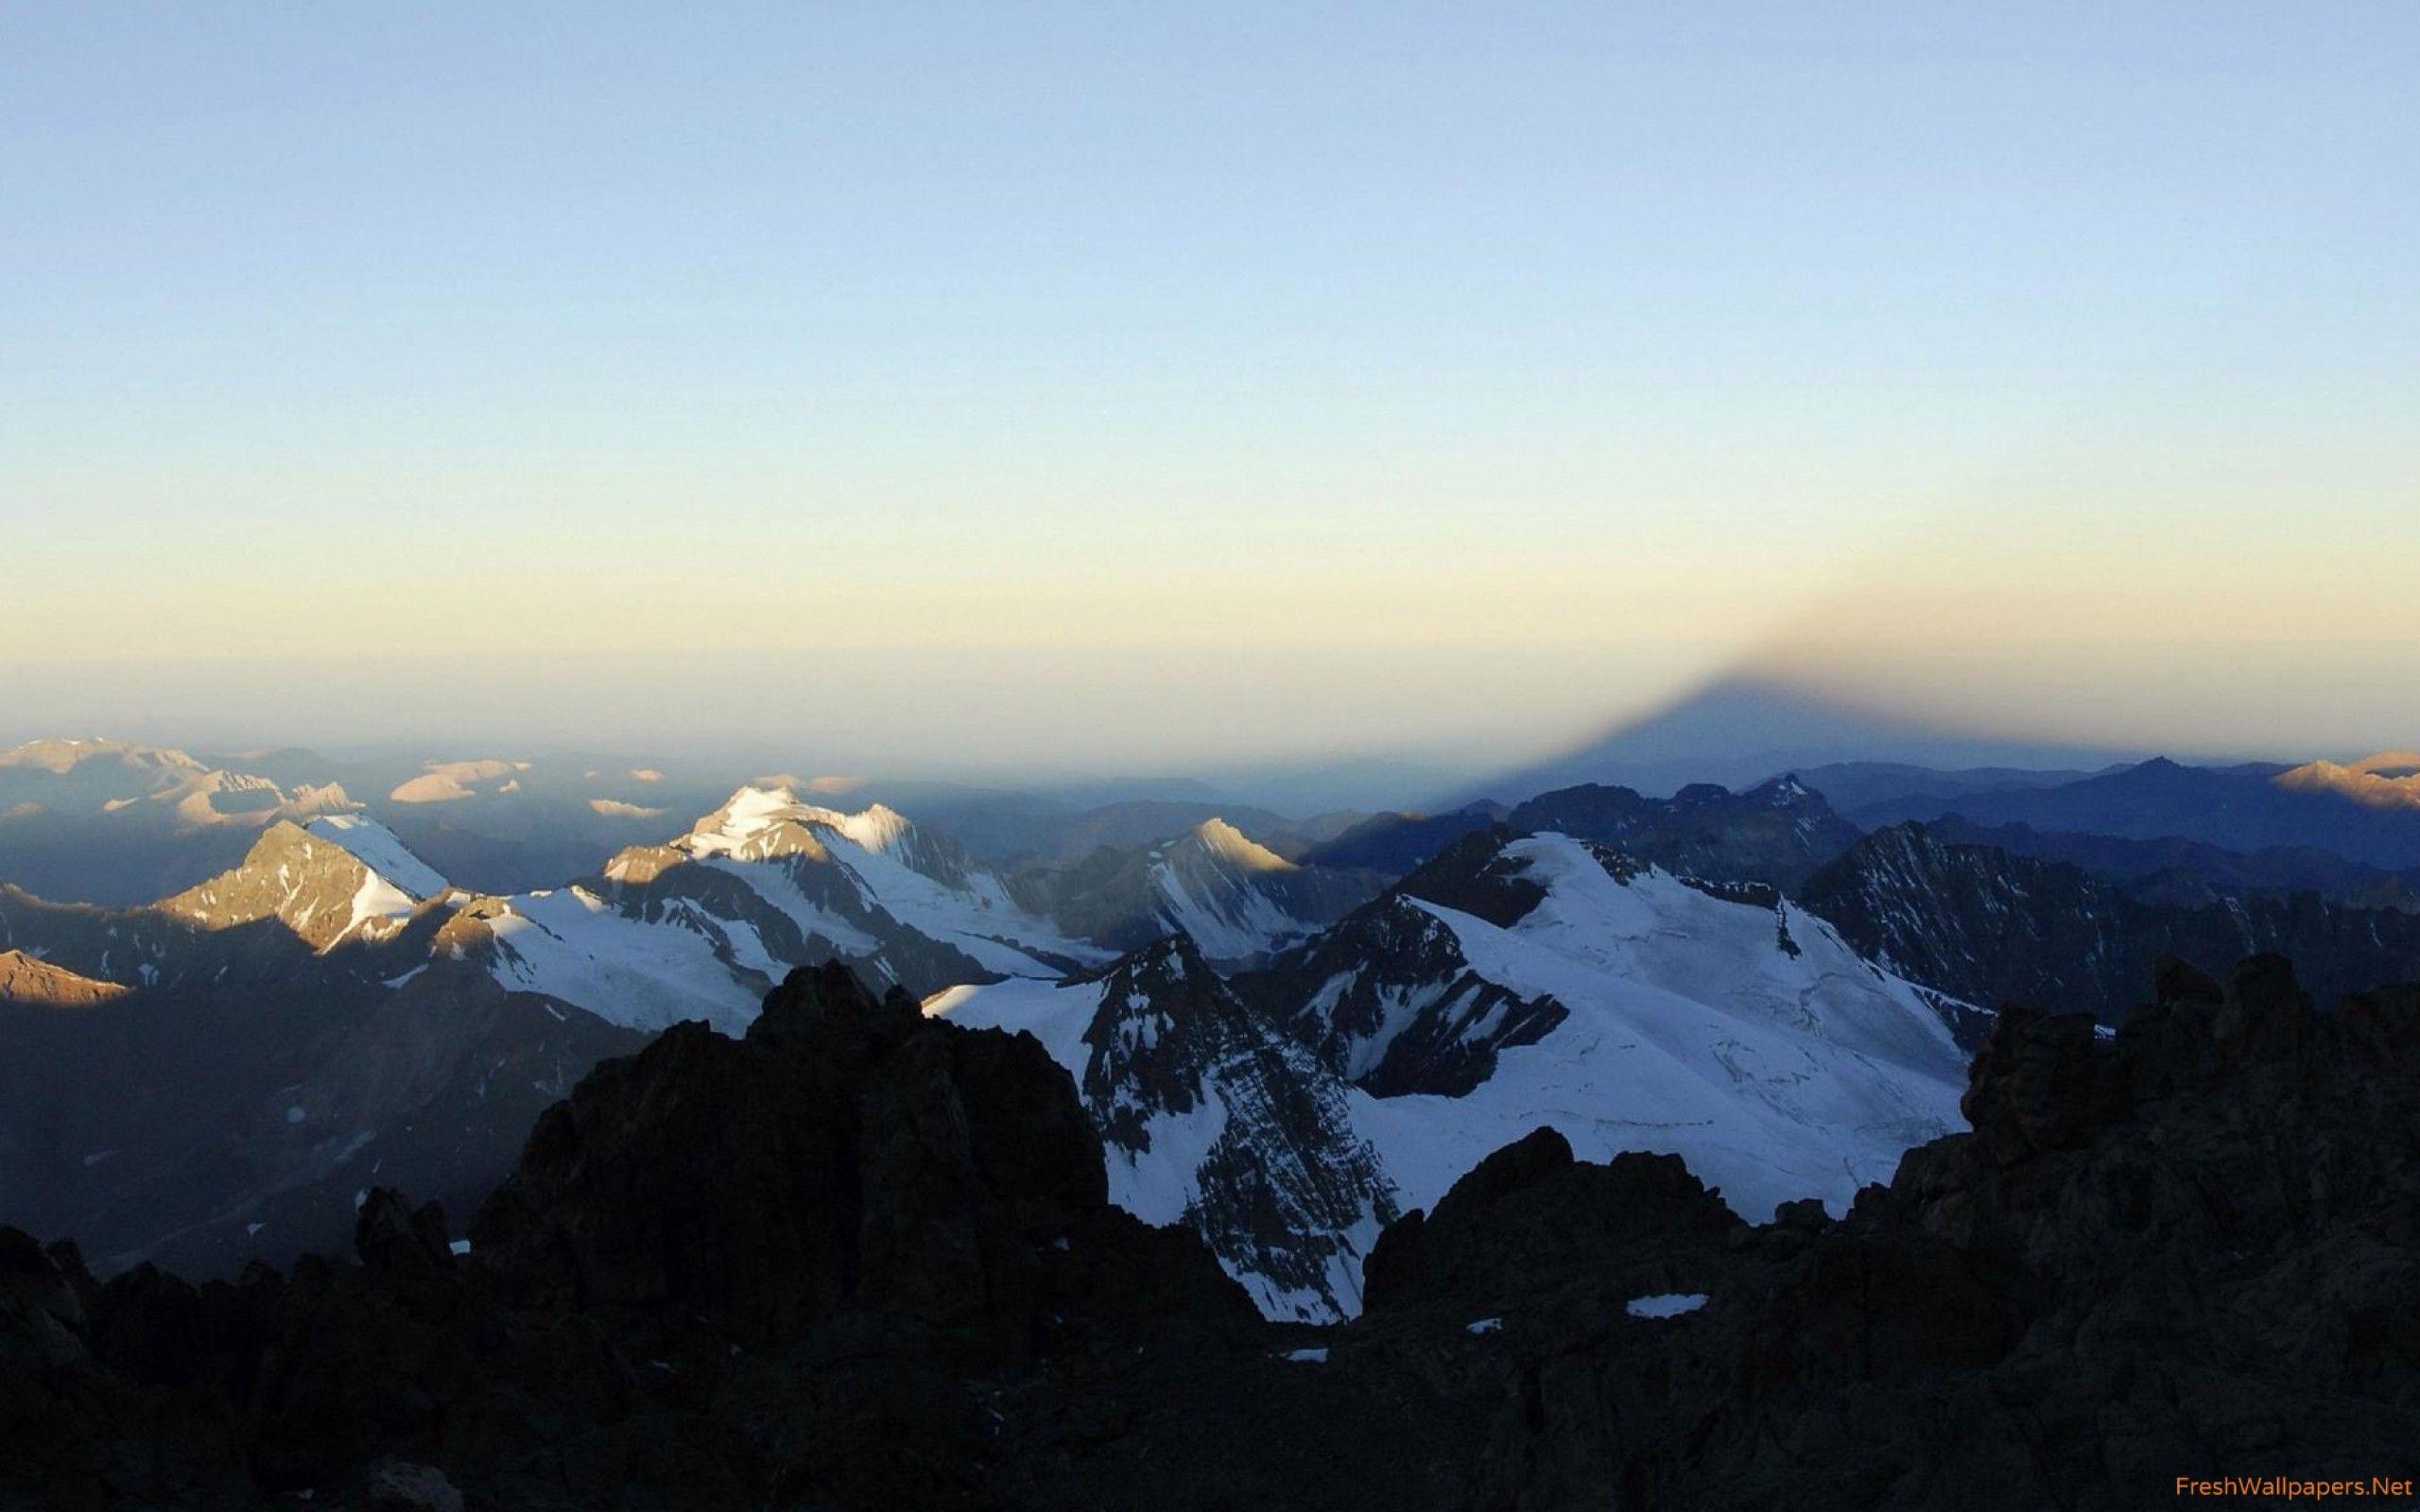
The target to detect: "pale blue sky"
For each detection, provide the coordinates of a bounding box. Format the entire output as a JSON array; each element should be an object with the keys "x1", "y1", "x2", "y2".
[{"x1": 4, "y1": 4, "x2": 2415, "y2": 769}]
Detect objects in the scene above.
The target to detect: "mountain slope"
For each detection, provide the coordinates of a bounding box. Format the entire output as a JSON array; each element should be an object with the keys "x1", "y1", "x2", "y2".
[
  {"x1": 1306, "y1": 833, "x2": 1975, "y2": 1225},
  {"x1": 1254, "y1": 832, "x2": 1572, "y2": 1096},
  {"x1": 1019, "y1": 818, "x2": 1382, "y2": 963},
  {"x1": 666, "y1": 785, "x2": 1101, "y2": 978},
  {"x1": 929, "y1": 936, "x2": 1398, "y2": 1320},
  {"x1": 1297, "y1": 802, "x2": 1508, "y2": 874},
  {"x1": 0, "y1": 951, "x2": 127, "y2": 1009},
  {"x1": 951, "y1": 828, "x2": 1977, "y2": 1317},
  {"x1": 1505, "y1": 773, "x2": 1861, "y2": 889},
  {"x1": 413, "y1": 786, "x2": 1114, "y2": 1034},
  {"x1": 1799, "y1": 821, "x2": 2420, "y2": 1023},
  {"x1": 1855, "y1": 754, "x2": 2420, "y2": 869},
  {"x1": 159, "y1": 818, "x2": 441, "y2": 954},
  {"x1": 1921, "y1": 814, "x2": 2420, "y2": 910}
]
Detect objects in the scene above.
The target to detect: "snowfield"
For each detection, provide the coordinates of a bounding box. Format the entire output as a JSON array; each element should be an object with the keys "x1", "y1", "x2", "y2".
[
  {"x1": 932, "y1": 832, "x2": 1972, "y2": 1319},
  {"x1": 1345, "y1": 835, "x2": 1968, "y2": 1222},
  {"x1": 678, "y1": 786, "x2": 1102, "y2": 977},
  {"x1": 482, "y1": 887, "x2": 765, "y2": 1035},
  {"x1": 305, "y1": 815, "x2": 447, "y2": 899}
]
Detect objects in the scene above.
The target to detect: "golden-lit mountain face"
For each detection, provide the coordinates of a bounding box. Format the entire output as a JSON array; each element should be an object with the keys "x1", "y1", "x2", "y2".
[
  {"x1": 2274, "y1": 753, "x2": 2420, "y2": 811},
  {"x1": 0, "y1": 949, "x2": 129, "y2": 1009}
]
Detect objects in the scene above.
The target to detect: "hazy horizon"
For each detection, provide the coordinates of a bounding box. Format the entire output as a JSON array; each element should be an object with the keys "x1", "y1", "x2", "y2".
[{"x1": 7, "y1": 5, "x2": 2415, "y2": 767}]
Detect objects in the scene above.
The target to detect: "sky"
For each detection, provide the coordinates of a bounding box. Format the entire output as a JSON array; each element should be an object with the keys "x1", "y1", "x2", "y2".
[{"x1": 3, "y1": 4, "x2": 2415, "y2": 776}]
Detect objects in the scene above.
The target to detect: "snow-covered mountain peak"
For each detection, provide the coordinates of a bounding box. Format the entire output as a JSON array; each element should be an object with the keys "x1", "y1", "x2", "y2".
[
  {"x1": 831, "y1": 801, "x2": 915, "y2": 855},
  {"x1": 1174, "y1": 817, "x2": 1294, "y2": 873},
  {"x1": 302, "y1": 815, "x2": 445, "y2": 901},
  {"x1": 1751, "y1": 772, "x2": 1815, "y2": 805},
  {"x1": 158, "y1": 820, "x2": 434, "y2": 953},
  {"x1": 1266, "y1": 823, "x2": 1973, "y2": 1250},
  {"x1": 677, "y1": 785, "x2": 845, "y2": 863},
  {"x1": 1104, "y1": 818, "x2": 1361, "y2": 965},
  {"x1": 2274, "y1": 753, "x2": 2420, "y2": 810},
  {"x1": 675, "y1": 788, "x2": 989, "y2": 896}
]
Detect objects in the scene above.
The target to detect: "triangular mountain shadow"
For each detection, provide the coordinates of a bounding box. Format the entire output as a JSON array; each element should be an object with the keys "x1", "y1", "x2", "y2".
[{"x1": 1464, "y1": 674, "x2": 2137, "y2": 804}]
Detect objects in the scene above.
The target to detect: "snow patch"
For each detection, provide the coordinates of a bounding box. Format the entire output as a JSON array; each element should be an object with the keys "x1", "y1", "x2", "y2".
[
  {"x1": 1626, "y1": 1293, "x2": 1708, "y2": 1319},
  {"x1": 305, "y1": 815, "x2": 445, "y2": 899}
]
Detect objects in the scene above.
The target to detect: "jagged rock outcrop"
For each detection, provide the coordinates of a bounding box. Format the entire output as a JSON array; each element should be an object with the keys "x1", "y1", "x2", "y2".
[
  {"x1": 932, "y1": 936, "x2": 1403, "y2": 1320},
  {"x1": 469, "y1": 959, "x2": 1219, "y2": 1351},
  {"x1": 1353, "y1": 954, "x2": 2420, "y2": 1508},
  {"x1": 1258, "y1": 833, "x2": 1566, "y2": 1096},
  {"x1": 0, "y1": 962, "x2": 1261, "y2": 1509},
  {"x1": 8, "y1": 954, "x2": 2416, "y2": 1510},
  {"x1": 1253, "y1": 831, "x2": 1568, "y2": 1096}
]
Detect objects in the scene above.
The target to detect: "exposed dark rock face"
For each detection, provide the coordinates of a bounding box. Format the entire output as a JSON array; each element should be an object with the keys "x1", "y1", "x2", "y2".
[
  {"x1": 1360, "y1": 1128, "x2": 1745, "y2": 1317},
  {"x1": 0, "y1": 962, "x2": 1265, "y2": 1509},
  {"x1": 1506, "y1": 774, "x2": 1861, "y2": 890},
  {"x1": 545, "y1": 956, "x2": 1279, "y2": 1356},
  {"x1": 1068, "y1": 936, "x2": 1399, "y2": 1319},
  {"x1": 0, "y1": 954, "x2": 644, "y2": 1281},
  {"x1": 8, "y1": 954, "x2": 2417, "y2": 1510},
  {"x1": 1253, "y1": 832, "x2": 1569, "y2": 1096},
  {"x1": 471, "y1": 959, "x2": 1149, "y2": 1349},
  {"x1": 1803, "y1": 820, "x2": 2420, "y2": 1024}
]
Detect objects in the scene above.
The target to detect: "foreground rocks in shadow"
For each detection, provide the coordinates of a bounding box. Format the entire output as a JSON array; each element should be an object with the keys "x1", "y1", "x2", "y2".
[
  {"x1": 4, "y1": 954, "x2": 2417, "y2": 1510},
  {"x1": 1352, "y1": 954, "x2": 2420, "y2": 1509},
  {"x1": 0, "y1": 964, "x2": 1265, "y2": 1509}
]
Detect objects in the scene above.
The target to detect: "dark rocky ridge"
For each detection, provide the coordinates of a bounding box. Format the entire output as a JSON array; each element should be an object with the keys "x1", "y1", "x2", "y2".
[
  {"x1": 1296, "y1": 777, "x2": 1861, "y2": 891},
  {"x1": 1253, "y1": 830, "x2": 1571, "y2": 1095},
  {"x1": 1068, "y1": 935, "x2": 1398, "y2": 1318},
  {"x1": 1506, "y1": 773, "x2": 1862, "y2": 891},
  {"x1": 1922, "y1": 814, "x2": 2420, "y2": 911},
  {"x1": 1848, "y1": 754, "x2": 2420, "y2": 870},
  {"x1": 7, "y1": 954, "x2": 2418, "y2": 1509},
  {"x1": 1804, "y1": 820, "x2": 2420, "y2": 1024},
  {"x1": 1298, "y1": 801, "x2": 1509, "y2": 874}
]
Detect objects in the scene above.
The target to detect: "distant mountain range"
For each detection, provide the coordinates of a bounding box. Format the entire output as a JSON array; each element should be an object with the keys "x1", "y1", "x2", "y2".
[
  {"x1": 1801, "y1": 823, "x2": 2420, "y2": 1025},
  {"x1": 1835, "y1": 753, "x2": 2420, "y2": 870},
  {"x1": 12, "y1": 730, "x2": 2420, "y2": 1323}
]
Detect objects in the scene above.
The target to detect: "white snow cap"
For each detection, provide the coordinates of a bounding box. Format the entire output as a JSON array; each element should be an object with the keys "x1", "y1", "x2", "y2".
[{"x1": 305, "y1": 815, "x2": 446, "y2": 900}]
